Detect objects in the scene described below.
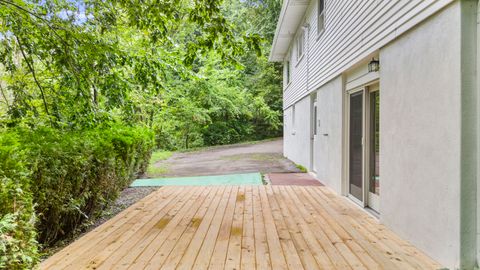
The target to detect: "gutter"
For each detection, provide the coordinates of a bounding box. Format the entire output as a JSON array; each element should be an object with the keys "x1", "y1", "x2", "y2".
[{"x1": 269, "y1": 0, "x2": 291, "y2": 62}]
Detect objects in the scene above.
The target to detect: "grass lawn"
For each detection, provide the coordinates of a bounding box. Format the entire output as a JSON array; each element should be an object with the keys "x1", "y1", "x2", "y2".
[{"x1": 147, "y1": 150, "x2": 173, "y2": 175}]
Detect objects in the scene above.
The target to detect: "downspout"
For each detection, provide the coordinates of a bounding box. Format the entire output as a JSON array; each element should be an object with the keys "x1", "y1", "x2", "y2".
[
  {"x1": 303, "y1": 22, "x2": 313, "y2": 171},
  {"x1": 460, "y1": 0, "x2": 478, "y2": 269},
  {"x1": 476, "y1": 1, "x2": 480, "y2": 268},
  {"x1": 303, "y1": 22, "x2": 310, "y2": 93}
]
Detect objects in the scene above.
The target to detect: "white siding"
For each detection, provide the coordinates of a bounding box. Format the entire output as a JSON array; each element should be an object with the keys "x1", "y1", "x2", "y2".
[
  {"x1": 283, "y1": 0, "x2": 454, "y2": 109},
  {"x1": 283, "y1": 28, "x2": 309, "y2": 109}
]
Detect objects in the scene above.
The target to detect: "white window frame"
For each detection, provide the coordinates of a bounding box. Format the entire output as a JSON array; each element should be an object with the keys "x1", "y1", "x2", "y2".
[
  {"x1": 317, "y1": 0, "x2": 325, "y2": 36},
  {"x1": 285, "y1": 60, "x2": 291, "y2": 86},
  {"x1": 296, "y1": 29, "x2": 305, "y2": 62}
]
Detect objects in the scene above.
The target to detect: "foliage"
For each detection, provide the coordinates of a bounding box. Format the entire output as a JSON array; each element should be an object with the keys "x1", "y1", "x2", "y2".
[
  {"x1": 0, "y1": 0, "x2": 262, "y2": 128},
  {"x1": 0, "y1": 0, "x2": 283, "y2": 265},
  {"x1": 153, "y1": 54, "x2": 281, "y2": 149},
  {"x1": 21, "y1": 124, "x2": 154, "y2": 245},
  {"x1": 0, "y1": 132, "x2": 38, "y2": 269},
  {"x1": 295, "y1": 164, "x2": 308, "y2": 173},
  {"x1": 152, "y1": 0, "x2": 284, "y2": 150},
  {"x1": 0, "y1": 124, "x2": 154, "y2": 252}
]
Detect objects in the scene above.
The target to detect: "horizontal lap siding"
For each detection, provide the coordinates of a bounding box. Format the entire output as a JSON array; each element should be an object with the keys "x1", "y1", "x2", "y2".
[
  {"x1": 283, "y1": 0, "x2": 454, "y2": 109},
  {"x1": 284, "y1": 51, "x2": 308, "y2": 109}
]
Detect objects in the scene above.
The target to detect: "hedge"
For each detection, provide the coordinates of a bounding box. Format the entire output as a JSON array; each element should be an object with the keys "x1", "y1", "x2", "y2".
[
  {"x1": 0, "y1": 132, "x2": 38, "y2": 269},
  {"x1": 0, "y1": 124, "x2": 154, "y2": 268}
]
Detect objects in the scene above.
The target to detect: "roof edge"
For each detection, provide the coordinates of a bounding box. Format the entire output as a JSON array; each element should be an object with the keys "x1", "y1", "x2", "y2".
[{"x1": 268, "y1": 0, "x2": 310, "y2": 62}]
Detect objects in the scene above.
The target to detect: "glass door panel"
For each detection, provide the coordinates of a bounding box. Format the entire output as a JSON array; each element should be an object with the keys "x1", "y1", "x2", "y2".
[
  {"x1": 369, "y1": 91, "x2": 380, "y2": 196},
  {"x1": 349, "y1": 91, "x2": 363, "y2": 202}
]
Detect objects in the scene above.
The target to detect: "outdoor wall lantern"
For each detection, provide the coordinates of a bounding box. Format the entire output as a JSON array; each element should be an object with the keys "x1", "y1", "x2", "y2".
[{"x1": 368, "y1": 58, "x2": 380, "y2": 72}]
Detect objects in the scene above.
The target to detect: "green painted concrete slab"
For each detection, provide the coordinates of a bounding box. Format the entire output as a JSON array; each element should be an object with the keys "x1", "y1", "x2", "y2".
[{"x1": 130, "y1": 172, "x2": 263, "y2": 187}]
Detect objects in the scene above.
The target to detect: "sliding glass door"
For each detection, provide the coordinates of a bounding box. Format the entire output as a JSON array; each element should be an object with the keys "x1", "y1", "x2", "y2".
[{"x1": 347, "y1": 84, "x2": 380, "y2": 212}]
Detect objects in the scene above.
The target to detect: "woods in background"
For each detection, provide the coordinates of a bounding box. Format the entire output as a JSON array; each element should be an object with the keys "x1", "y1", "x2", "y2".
[{"x1": 0, "y1": 0, "x2": 283, "y2": 149}]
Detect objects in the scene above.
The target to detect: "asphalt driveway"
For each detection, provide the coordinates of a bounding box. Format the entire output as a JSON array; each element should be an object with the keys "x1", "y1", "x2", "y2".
[{"x1": 147, "y1": 138, "x2": 301, "y2": 178}]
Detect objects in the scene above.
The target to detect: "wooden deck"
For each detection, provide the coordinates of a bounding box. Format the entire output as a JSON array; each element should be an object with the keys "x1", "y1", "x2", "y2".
[{"x1": 41, "y1": 186, "x2": 442, "y2": 269}]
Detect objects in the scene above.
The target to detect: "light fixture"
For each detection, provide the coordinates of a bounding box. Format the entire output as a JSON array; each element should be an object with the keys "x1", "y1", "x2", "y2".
[{"x1": 368, "y1": 58, "x2": 380, "y2": 72}]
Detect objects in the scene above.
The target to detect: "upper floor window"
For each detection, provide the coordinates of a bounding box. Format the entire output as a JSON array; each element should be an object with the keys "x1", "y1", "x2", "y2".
[
  {"x1": 318, "y1": 0, "x2": 325, "y2": 35},
  {"x1": 296, "y1": 29, "x2": 305, "y2": 61},
  {"x1": 285, "y1": 60, "x2": 291, "y2": 86},
  {"x1": 292, "y1": 104, "x2": 296, "y2": 133}
]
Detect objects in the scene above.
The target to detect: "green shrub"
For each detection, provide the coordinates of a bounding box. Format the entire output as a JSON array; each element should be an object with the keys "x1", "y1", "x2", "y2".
[
  {"x1": 18, "y1": 124, "x2": 154, "y2": 245},
  {"x1": 0, "y1": 132, "x2": 39, "y2": 269},
  {"x1": 0, "y1": 123, "x2": 154, "y2": 260}
]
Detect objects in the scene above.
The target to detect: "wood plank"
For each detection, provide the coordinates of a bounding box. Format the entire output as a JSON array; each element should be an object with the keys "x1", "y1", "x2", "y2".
[
  {"x1": 191, "y1": 186, "x2": 237, "y2": 269},
  {"x1": 83, "y1": 187, "x2": 187, "y2": 270},
  {"x1": 176, "y1": 186, "x2": 233, "y2": 269},
  {"x1": 159, "y1": 186, "x2": 225, "y2": 269},
  {"x1": 40, "y1": 185, "x2": 443, "y2": 270},
  {"x1": 240, "y1": 185, "x2": 256, "y2": 270},
  {"x1": 276, "y1": 186, "x2": 337, "y2": 270},
  {"x1": 264, "y1": 186, "x2": 304, "y2": 270},
  {"x1": 107, "y1": 186, "x2": 203, "y2": 269},
  {"x1": 365, "y1": 223, "x2": 442, "y2": 269},
  {"x1": 91, "y1": 187, "x2": 189, "y2": 269},
  {"x1": 286, "y1": 186, "x2": 362, "y2": 270},
  {"x1": 317, "y1": 187, "x2": 434, "y2": 269},
  {"x1": 252, "y1": 185, "x2": 272, "y2": 270},
  {"x1": 47, "y1": 187, "x2": 183, "y2": 270},
  {"x1": 270, "y1": 186, "x2": 320, "y2": 270},
  {"x1": 224, "y1": 186, "x2": 246, "y2": 270},
  {"x1": 306, "y1": 187, "x2": 404, "y2": 269},
  {"x1": 297, "y1": 186, "x2": 380, "y2": 270},
  {"x1": 125, "y1": 186, "x2": 209, "y2": 269},
  {"x1": 315, "y1": 187, "x2": 422, "y2": 269},
  {"x1": 144, "y1": 186, "x2": 219, "y2": 269},
  {"x1": 257, "y1": 186, "x2": 288, "y2": 270},
  {"x1": 208, "y1": 186, "x2": 240, "y2": 269},
  {"x1": 41, "y1": 187, "x2": 172, "y2": 269}
]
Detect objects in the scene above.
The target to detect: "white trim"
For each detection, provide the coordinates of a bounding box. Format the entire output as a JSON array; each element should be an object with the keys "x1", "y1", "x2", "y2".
[
  {"x1": 295, "y1": 54, "x2": 305, "y2": 67},
  {"x1": 317, "y1": 0, "x2": 325, "y2": 37},
  {"x1": 269, "y1": 0, "x2": 309, "y2": 61},
  {"x1": 345, "y1": 87, "x2": 366, "y2": 206},
  {"x1": 365, "y1": 84, "x2": 380, "y2": 213},
  {"x1": 296, "y1": 29, "x2": 306, "y2": 63},
  {"x1": 477, "y1": 0, "x2": 480, "y2": 264},
  {"x1": 346, "y1": 71, "x2": 379, "y2": 90},
  {"x1": 310, "y1": 93, "x2": 318, "y2": 172}
]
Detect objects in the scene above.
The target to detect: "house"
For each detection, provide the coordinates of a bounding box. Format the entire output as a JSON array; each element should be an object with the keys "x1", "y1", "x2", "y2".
[{"x1": 269, "y1": 0, "x2": 478, "y2": 269}]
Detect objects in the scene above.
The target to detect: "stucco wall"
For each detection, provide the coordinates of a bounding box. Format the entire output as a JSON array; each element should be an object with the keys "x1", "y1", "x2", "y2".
[
  {"x1": 283, "y1": 95, "x2": 312, "y2": 169},
  {"x1": 379, "y1": 2, "x2": 461, "y2": 268},
  {"x1": 313, "y1": 76, "x2": 343, "y2": 194}
]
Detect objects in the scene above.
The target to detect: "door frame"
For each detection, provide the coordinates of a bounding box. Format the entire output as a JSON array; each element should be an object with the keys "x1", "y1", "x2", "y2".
[
  {"x1": 365, "y1": 84, "x2": 380, "y2": 212},
  {"x1": 310, "y1": 93, "x2": 318, "y2": 173},
  {"x1": 344, "y1": 81, "x2": 379, "y2": 211},
  {"x1": 345, "y1": 87, "x2": 366, "y2": 206}
]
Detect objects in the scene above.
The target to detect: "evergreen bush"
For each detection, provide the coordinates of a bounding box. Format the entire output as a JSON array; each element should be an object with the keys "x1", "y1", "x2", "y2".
[{"x1": 0, "y1": 124, "x2": 154, "y2": 267}]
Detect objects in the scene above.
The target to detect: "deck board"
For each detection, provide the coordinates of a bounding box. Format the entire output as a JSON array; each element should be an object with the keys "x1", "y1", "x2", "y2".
[{"x1": 40, "y1": 185, "x2": 443, "y2": 270}]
